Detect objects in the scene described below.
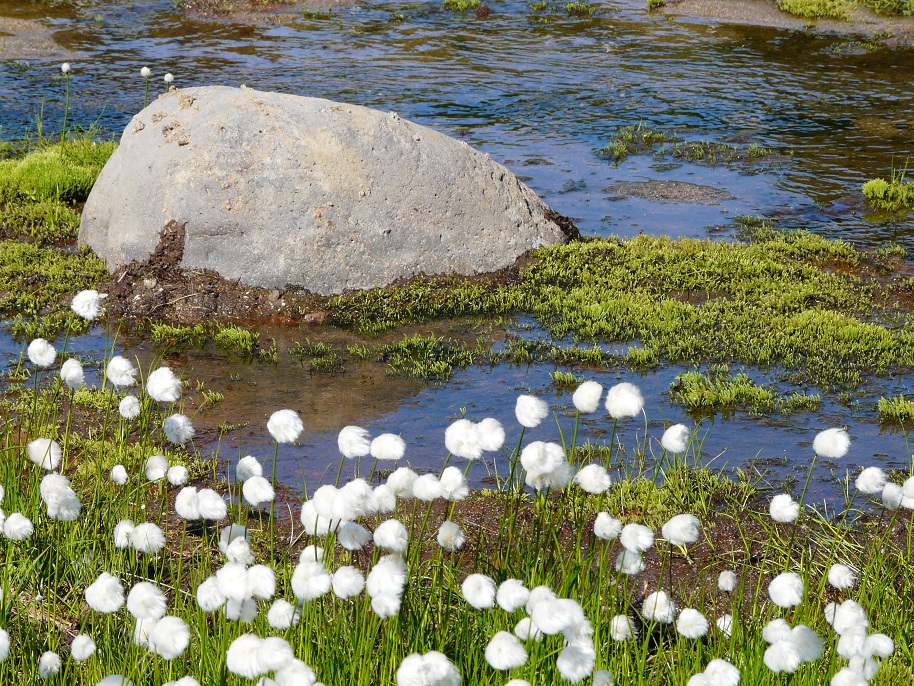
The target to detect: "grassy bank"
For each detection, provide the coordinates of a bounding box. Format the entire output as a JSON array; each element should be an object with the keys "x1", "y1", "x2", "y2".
[{"x1": 1, "y1": 342, "x2": 913, "y2": 684}]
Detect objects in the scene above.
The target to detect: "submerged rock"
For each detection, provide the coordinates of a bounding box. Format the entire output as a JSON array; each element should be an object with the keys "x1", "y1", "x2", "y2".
[
  {"x1": 79, "y1": 86, "x2": 577, "y2": 295},
  {"x1": 605, "y1": 180, "x2": 735, "y2": 204}
]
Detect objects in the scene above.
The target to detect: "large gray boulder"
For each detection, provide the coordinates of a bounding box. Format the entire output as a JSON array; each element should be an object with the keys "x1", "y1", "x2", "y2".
[{"x1": 80, "y1": 86, "x2": 576, "y2": 295}]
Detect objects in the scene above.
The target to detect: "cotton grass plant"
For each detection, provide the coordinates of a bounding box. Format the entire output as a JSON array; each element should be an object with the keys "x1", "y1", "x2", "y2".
[{"x1": 0, "y1": 319, "x2": 912, "y2": 686}]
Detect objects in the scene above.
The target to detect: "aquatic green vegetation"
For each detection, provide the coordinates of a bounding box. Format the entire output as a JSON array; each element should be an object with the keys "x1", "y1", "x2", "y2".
[
  {"x1": 380, "y1": 334, "x2": 477, "y2": 381},
  {"x1": 149, "y1": 321, "x2": 259, "y2": 357},
  {"x1": 647, "y1": 0, "x2": 666, "y2": 9},
  {"x1": 776, "y1": 0, "x2": 848, "y2": 18},
  {"x1": 603, "y1": 125, "x2": 777, "y2": 168},
  {"x1": 877, "y1": 395, "x2": 914, "y2": 424},
  {"x1": 602, "y1": 123, "x2": 673, "y2": 163},
  {"x1": 860, "y1": 0, "x2": 914, "y2": 15},
  {"x1": 671, "y1": 367, "x2": 822, "y2": 415},
  {"x1": 549, "y1": 370, "x2": 585, "y2": 387},
  {"x1": 863, "y1": 166, "x2": 914, "y2": 213},
  {"x1": 0, "y1": 241, "x2": 108, "y2": 336},
  {"x1": 564, "y1": 2, "x2": 598, "y2": 16},
  {"x1": 442, "y1": 0, "x2": 482, "y2": 11},
  {"x1": 332, "y1": 230, "x2": 905, "y2": 390},
  {"x1": 0, "y1": 198, "x2": 81, "y2": 243}
]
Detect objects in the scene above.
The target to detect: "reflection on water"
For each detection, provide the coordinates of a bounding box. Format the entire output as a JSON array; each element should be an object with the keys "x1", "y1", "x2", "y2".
[{"x1": 1, "y1": 0, "x2": 913, "y2": 502}]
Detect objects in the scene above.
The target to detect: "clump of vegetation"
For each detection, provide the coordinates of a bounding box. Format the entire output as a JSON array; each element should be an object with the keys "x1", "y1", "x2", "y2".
[
  {"x1": 863, "y1": 166, "x2": 914, "y2": 213},
  {"x1": 877, "y1": 395, "x2": 914, "y2": 424},
  {"x1": 291, "y1": 339, "x2": 345, "y2": 374},
  {"x1": 602, "y1": 123, "x2": 674, "y2": 163},
  {"x1": 776, "y1": 0, "x2": 848, "y2": 18},
  {"x1": 379, "y1": 334, "x2": 476, "y2": 381},
  {"x1": 442, "y1": 0, "x2": 482, "y2": 11},
  {"x1": 149, "y1": 321, "x2": 258, "y2": 357},
  {"x1": 647, "y1": 0, "x2": 665, "y2": 9},
  {"x1": 671, "y1": 367, "x2": 822, "y2": 415},
  {"x1": 564, "y1": 1, "x2": 598, "y2": 16},
  {"x1": 860, "y1": 0, "x2": 914, "y2": 15}
]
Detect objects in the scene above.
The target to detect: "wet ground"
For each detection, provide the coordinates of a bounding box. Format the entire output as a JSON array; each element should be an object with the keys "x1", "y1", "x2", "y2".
[{"x1": 1, "y1": 0, "x2": 913, "y2": 502}]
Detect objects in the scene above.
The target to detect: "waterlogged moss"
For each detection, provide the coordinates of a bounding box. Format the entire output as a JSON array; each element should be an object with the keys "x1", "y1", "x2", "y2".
[
  {"x1": 603, "y1": 125, "x2": 776, "y2": 167},
  {"x1": 0, "y1": 241, "x2": 108, "y2": 336},
  {"x1": 329, "y1": 231, "x2": 914, "y2": 389},
  {"x1": 149, "y1": 321, "x2": 258, "y2": 357},
  {"x1": 877, "y1": 395, "x2": 914, "y2": 424},
  {"x1": 777, "y1": 0, "x2": 848, "y2": 18},
  {"x1": 442, "y1": 0, "x2": 481, "y2": 11},
  {"x1": 860, "y1": 0, "x2": 914, "y2": 14},
  {"x1": 603, "y1": 123, "x2": 673, "y2": 163},
  {"x1": 380, "y1": 334, "x2": 477, "y2": 381},
  {"x1": 863, "y1": 171, "x2": 914, "y2": 213},
  {"x1": 671, "y1": 368, "x2": 821, "y2": 415}
]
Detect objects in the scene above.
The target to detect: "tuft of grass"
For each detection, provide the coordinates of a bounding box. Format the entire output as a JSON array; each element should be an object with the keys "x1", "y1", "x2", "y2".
[
  {"x1": 647, "y1": 0, "x2": 665, "y2": 8},
  {"x1": 671, "y1": 367, "x2": 821, "y2": 415},
  {"x1": 380, "y1": 334, "x2": 476, "y2": 381},
  {"x1": 549, "y1": 370, "x2": 584, "y2": 387},
  {"x1": 442, "y1": 0, "x2": 482, "y2": 11},
  {"x1": 859, "y1": 0, "x2": 914, "y2": 14},
  {"x1": 776, "y1": 0, "x2": 848, "y2": 17},
  {"x1": 863, "y1": 166, "x2": 914, "y2": 213},
  {"x1": 877, "y1": 395, "x2": 914, "y2": 424},
  {"x1": 602, "y1": 123, "x2": 674, "y2": 163},
  {"x1": 564, "y1": 1, "x2": 598, "y2": 15}
]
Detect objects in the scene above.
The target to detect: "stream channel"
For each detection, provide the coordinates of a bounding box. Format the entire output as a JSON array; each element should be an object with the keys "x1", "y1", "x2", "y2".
[{"x1": 1, "y1": 0, "x2": 913, "y2": 504}]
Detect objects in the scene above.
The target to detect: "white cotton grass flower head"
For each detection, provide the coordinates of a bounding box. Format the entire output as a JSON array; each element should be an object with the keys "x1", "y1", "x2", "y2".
[
  {"x1": 832, "y1": 599, "x2": 869, "y2": 635},
  {"x1": 769, "y1": 493, "x2": 800, "y2": 522},
  {"x1": 701, "y1": 660, "x2": 740, "y2": 686},
  {"x1": 531, "y1": 598, "x2": 585, "y2": 635},
  {"x1": 267, "y1": 599, "x2": 297, "y2": 629},
  {"x1": 769, "y1": 572, "x2": 805, "y2": 608},
  {"x1": 338, "y1": 425, "x2": 371, "y2": 459},
  {"x1": 477, "y1": 417, "x2": 505, "y2": 452},
  {"x1": 813, "y1": 427, "x2": 851, "y2": 459},
  {"x1": 40, "y1": 473, "x2": 81, "y2": 521},
  {"x1": 164, "y1": 72, "x2": 174, "y2": 84},
  {"x1": 370, "y1": 433, "x2": 406, "y2": 461},
  {"x1": 167, "y1": 465, "x2": 188, "y2": 486},
  {"x1": 620, "y1": 523, "x2": 654, "y2": 552},
  {"x1": 332, "y1": 566, "x2": 365, "y2": 599},
  {"x1": 763, "y1": 618, "x2": 792, "y2": 644},
  {"x1": 0, "y1": 628, "x2": 8, "y2": 662},
  {"x1": 236, "y1": 455, "x2": 262, "y2": 482},
  {"x1": 119, "y1": 395, "x2": 141, "y2": 419},
  {"x1": 716, "y1": 614, "x2": 733, "y2": 637},
  {"x1": 146, "y1": 366, "x2": 182, "y2": 403},
  {"x1": 195, "y1": 576, "x2": 226, "y2": 612},
  {"x1": 86, "y1": 572, "x2": 125, "y2": 613},
  {"x1": 513, "y1": 617, "x2": 543, "y2": 642},
  {"x1": 4, "y1": 512, "x2": 34, "y2": 540},
  {"x1": 140, "y1": 66, "x2": 151, "y2": 78},
  {"x1": 572, "y1": 380, "x2": 603, "y2": 413},
  {"x1": 437, "y1": 520, "x2": 465, "y2": 551},
  {"x1": 387, "y1": 467, "x2": 418, "y2": 498},
  {"x1": 113, "y1": 519, "x2": 135, "y2": 548},
  {"x1": 374, "y1": 483, "x2": 396, "y2": 514},
  {"x1": 496, "y1": 579, "x2": 529, "y2": 612},
  {"x1": 444, "y1": 418, "x2": 482, "y2": 459},
  {"x1": 299, "y1": 500, "x2": 334, "y2": 536},
  {"x1": 145, "y1": 454, "x2": 169, "y2": 481},
  {"x1": 256, "y1": 636, "x2": 295, "y2": 673},
  {"x1": 520, "y1": 441, "x2": 564, "y2": 474},
  {"x1": 763, "y1": 640, "x2": 802, "y2": 674},
  {"x1": 485, "y1": 631, "x2": 528, "y2": 670},
  {"x1": 337, "y1": 522, "x2": 372, "y2": 551},
  {"x1": 863, "y1": 633, "x2": 895, "y2": 659},
  {"x1": 515, "y1": 394, "x2": 549, "y2": 428},
  {"x1": 677, "y1": 608, "x2": 709, "y2": 638},
  {"x1": 27, "y1": 438, "x2": 62, "y2": 471},
  {"x1": 127, "y1": 582, "x2": 167, "y2": 619},
  {"x1": 366, "y1": 554, "x2": 407, "y2": 618},
  {"x1": 267, "y1": 409, "x2": 304, "y2": 444},
  {"x1": 164, "y1": 414, "x2": 195, "y2": 445},
  {"x1": 374, "y1": 519, "x2": 409, "y2": 553},
  {"x1": 226, "y1": 635, "x2": 264, "y2": 679},
  {"x1": 71, "y1": 634, "x2": 97, "y2": 662},
  {"x1": 461, "y1": 573, "x2": 496, "y2": 609},
  {"x1": 661, "y1": 513, "x2": 701, "y2": 546},
  {"x1": 60, "y1": 357, "x2": 85, "y2": 389},
  {"x1": 292, "y1": 561, "x2": 332, "y2": 601},
  {"x1": 605, "y1": 381, "x2": 644, "y2": 419},
  {"x1": 828, "y1": 563, "x2": 857, "y2": 590},
  {"x1": 224, "y1": 538, "x2": 254, "y2": 565},
  {"x1": 396, "y1": 651, "x2": 461, "y2": 686},
  {"x1": 243, "y1": 476, "x2": 275, "y2": 507},
  {"x1": 28, "y1": 338, "x2": 56, "y2": 368},
  {"x1": 412, "y1": 473, "x2": 444, "y2": 501},
  {"x1": 792, "y1": 625, "x2": 824, "y2": 663},
  {"x1": 661, "y1": 423, "x2": 690, "y2": 453},
  {"x1": 881, "y1": 482, "x2": 904, "y2": 510},
  {"x1": 574, "y1": 463, "x2": 611, "y2": 494},
  {"x1": 614, "y1": 549, "x2": 645, "y2": 575},
  {"x1": 439, "y1": 466, "x2": 469, "y2": 501},
  {"x1": 106, "y1": 355, "x2": 137, "y2": 387},
  {"x1": 592, "y1": 672, "x2": 615, "y2": 686},
  {"x1": 129, "y1": 522, "x2": 166, "y2": 554},
  {"x1": 110, "y1": 464, "x2": 128, "y2": 485},
  {"x1": 38, "y1": 651, "x2": 61, "y2": 679},
  {"x1": 556, "y1": 643, "x2": 596, "y2": 683},
  {"x1": 594, "y1": 512, "x2": 623, "y2": 540},
  {"x1": 641, "y1": 591, "x2": 675, "y2": 624},
  {"x1": 855, "y1": 467, "x2": 887, "y2": 495},
  {"x1": 71, "y1": 289, "x2": 106, "y2": 320},
  {"x1": 718, "y1": 570, "x2": 737, "y2": 592},
  {"x1": 175, "y1": 487, "x2": 200, "y2": 520},
  {"x1": 609, "y1": 615, "x2": 636, "y2": 641}
]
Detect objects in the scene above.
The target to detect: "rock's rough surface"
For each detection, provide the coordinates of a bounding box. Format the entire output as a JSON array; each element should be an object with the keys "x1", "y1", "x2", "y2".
[{"x1": 80, "y1": 86, "x2": 576, "y2": 294}]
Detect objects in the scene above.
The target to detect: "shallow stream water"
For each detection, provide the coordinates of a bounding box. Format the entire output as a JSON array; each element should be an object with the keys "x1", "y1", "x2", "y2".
[{"x1": 1, "y1": 0, "x2": 913, "y2": 502}]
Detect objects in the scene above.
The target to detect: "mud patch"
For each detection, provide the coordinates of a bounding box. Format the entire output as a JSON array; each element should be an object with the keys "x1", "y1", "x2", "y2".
[{"x1": 606, "y1": 180, "x2": 736, "y2": 204}]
